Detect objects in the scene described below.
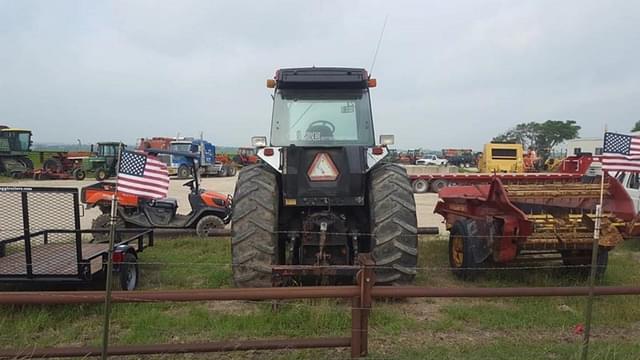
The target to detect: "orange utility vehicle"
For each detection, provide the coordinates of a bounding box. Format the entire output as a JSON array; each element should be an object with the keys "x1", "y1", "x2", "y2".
[{"x1": 81, "y1": 150, "x2": 231, "y2": 240}]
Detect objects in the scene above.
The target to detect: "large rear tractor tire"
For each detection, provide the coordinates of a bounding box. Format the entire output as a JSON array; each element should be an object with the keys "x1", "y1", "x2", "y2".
[
  {"x1": 370, "y1": 163, "x2": 418, "y2": 285},
  {"x1": 231, "y1": 165, "x2": 278, "y2": 287},
  {"x1": 43, "y1": 159, "x2": 63, "y2": 173},
  {"x1": 91, "y1": 213, "x2": 126, "y2": 243}
]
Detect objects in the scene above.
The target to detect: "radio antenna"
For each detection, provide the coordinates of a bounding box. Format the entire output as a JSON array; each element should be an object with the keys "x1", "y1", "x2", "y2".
[{"x1": 369, "y1": 14, "x2": 389, "y2": 78}]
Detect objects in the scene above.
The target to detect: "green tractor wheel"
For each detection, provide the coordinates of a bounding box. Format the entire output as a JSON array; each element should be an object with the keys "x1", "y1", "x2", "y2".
[{"x1": 96, "y1": 168, "x2": 109, "y2": 181}]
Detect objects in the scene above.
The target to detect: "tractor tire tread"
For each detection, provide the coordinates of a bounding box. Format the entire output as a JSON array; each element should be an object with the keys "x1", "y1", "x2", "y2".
[
  {"x1": 231, "y1": 165, "x2": 278, "y2": 287},
  {"x1": 370, "y1": 163, "x2": 418, "y2": 285}
]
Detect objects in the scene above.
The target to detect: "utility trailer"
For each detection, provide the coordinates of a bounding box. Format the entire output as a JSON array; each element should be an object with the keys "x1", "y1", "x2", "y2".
[
  {"x1": 0, "y1": 186, "x2": 153, "y2": 290},
  {"x1": 434, "y1": 176, "x2": 640, "y2": 279}
]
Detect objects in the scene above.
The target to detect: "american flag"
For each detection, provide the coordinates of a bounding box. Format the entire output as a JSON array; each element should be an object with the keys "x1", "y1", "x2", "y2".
[
  {"x1": 602, "y1": 132, "x2": 640, "y2": 172},
  {"x1": 117, "y1": 150, "x2": 169, "y2": 198}
]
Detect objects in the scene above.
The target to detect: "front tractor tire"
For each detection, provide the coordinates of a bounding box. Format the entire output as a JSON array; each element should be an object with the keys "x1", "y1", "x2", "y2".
[
  {"x1": 231, "y1": 165, "x2": 278, "y2": 287},
  {"x1": 370, "y1": 163, "x2": 418, "y2": 285}
]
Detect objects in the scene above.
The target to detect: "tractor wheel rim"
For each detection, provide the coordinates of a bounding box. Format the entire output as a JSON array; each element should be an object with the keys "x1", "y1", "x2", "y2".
[{"x1": 451, "y1": 235, "x2": 464, "y2": 267}]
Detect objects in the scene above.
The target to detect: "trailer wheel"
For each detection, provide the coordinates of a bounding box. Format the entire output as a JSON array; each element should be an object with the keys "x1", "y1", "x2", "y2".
[
  {"x1": 412, "y1": 179, "x2": 428, "y2": 193},
  {"x1": 96, "y1": 168, "x2": 108, "y2": 181},
  {"x1": 561, "y1": 247, "x2": 609, "y2": 279},
  {"x1": 73, "y1": 168, "x2": 86, "y2": 180},
  {"x1": 227, "y1": 166, "x2": 237, "y2": 177},
  {"x1": 91, "y1": 213, "x2": 125, "y2": 243},
  {"x1": 118, "y1": 253, "x2": 139, "y2": 291},
  {"x1": 196, "y1": 215, "x2": 224, "y2": 237},
  {"x1": 430, "y1": 179, "x2": 448, "y2": 193},
  {"x1": 219, "y1": 165, "x2": 229, "y2": 177},
  {"x1": 231, "y1": 165, "x2": 278, "y2": 287},
  {"x1": 449, "y1": 219, "x2": 482, "y2": 280},
  {"x1": 370, "y1": 163, "x2": 418, "y2": 285}
]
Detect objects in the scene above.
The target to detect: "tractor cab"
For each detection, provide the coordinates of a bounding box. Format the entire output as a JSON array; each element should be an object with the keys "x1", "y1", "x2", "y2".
[
  {"x1": 0, "y1": 128, "x2": 32, "y2": 154},
  {"x1": 257, "y1": 67, "x2": 392, "y2": 207}
]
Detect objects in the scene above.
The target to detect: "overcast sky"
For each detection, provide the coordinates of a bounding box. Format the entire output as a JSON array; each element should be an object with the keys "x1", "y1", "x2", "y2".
[{"x1": 0, "y1": 0, "x2": 638, "y2": 149}]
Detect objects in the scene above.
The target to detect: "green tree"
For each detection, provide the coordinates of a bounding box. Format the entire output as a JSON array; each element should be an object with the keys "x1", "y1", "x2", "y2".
[
  {"x1": 493, "y1": 120, "x2": 581, "y2": 160},
  {"x1": 632, "y1": 121, "x2": 640, "y2": 132}
]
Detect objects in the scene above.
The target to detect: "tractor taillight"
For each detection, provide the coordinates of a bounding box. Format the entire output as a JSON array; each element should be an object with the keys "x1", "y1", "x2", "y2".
[
  {"x1": 308, "y1": 153, "x2": 339, "y2": 181},
  {"x1": 372, "y1": 147, "x2": 384, "y2": 155}
]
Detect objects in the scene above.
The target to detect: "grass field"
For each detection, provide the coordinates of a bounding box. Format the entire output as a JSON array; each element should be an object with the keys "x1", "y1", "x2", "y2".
[{"x1": 1, "y1": 236, "x2": 639, "y2": 359}]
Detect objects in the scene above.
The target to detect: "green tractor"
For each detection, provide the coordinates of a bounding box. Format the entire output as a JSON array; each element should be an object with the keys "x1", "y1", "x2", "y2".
[
  {"x1": 74, "y1": 142, "x2": 124, "y2": 181},
  {"x1": 0, "y1": 126, "x2": 34, "y2": 178}
]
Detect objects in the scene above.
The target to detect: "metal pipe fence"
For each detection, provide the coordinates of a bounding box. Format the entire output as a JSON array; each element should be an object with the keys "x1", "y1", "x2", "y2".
[{"x1": 1, "y1": 264, "x2": 639, "y2": 359}]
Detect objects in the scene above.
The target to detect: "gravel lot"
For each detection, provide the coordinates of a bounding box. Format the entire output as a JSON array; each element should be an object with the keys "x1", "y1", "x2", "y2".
[{"x1": 8, "y1": 173, "x2": 445, "y2": 233}]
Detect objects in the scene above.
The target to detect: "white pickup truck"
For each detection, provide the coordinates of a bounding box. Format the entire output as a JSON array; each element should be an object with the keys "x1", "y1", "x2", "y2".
[{"x1": 416, "y1": 155, "x2": 448, "y2": 166}]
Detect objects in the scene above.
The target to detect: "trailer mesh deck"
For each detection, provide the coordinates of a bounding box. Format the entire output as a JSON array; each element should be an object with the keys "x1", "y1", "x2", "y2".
[{"x1": 0, "y1": 243, "x2": 107, "y2": 275}]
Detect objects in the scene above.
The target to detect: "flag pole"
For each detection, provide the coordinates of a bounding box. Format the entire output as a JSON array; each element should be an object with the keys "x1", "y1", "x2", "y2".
[
  {"x1": 581, "y1": 127, "x2": 607, "y2": 360},
  {"x1": 101, "y1": 142, "x2": 123, "y2": 360}
]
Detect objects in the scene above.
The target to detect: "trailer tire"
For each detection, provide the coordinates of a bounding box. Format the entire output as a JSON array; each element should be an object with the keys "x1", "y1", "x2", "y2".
[
  {"x1": 412, "y1": 179, "x2": 429, "y2": 193},
  {"x1": 118, "y1": 252, "x2": 139, "y2": 291},
  {"x1": 449, "y1": 219, "x2": 483, "y2": 280},
  {"x1": 370, "y1": 163, "x2": 418, "y2": 285},
  {"x1": 231, "y1": 165, "x2": 278, "y2": 287},
  {"x1": 219, "y1": 165, "x2": 229, "y2": 177},
  {"x1": 430, "y1": 179, "x2": 448, "y2": 193},
  {"x1": 73, "y1": 168, "x2": 86, "y2": 180},
  {"x1": 196, "y1": 215, "x2": 224, "y2": 237},
  {"x1": 227, "y1": 166, "x2": 237, "y2": 177},
  {"x1": 177, "y1": 165, "x2": 191, "y2": 179},
  {"x1": 91, "y1": 213, "x2": 125, "y2": 243}
]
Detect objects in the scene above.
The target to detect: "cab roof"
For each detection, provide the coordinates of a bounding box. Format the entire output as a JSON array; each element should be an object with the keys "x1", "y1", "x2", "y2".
[{"x1": 274, "y1": 67, "x2": 369, "y2": 89}]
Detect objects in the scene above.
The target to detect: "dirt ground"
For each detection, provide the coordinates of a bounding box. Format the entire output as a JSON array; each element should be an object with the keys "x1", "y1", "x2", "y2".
[{"x1": 8, "y1": 172, "x2": 445, "y2": 233}]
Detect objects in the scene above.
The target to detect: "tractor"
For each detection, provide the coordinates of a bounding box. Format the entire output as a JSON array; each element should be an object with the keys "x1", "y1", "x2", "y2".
[
  {"x1": 0, "y1": 126, "x2": 34, "y2": 178},
  {"x1": 74, "y1": 142, "x2": 124, "y2": 181},
  {"x1": 233, "y1": 147, "x2": 260, "y2": 166},
  {"x1": 231, "y1": 67, "x2": 418, "y2": 287}
]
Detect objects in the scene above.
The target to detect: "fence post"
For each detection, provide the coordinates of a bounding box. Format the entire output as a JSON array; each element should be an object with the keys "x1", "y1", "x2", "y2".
[{"x1": 351, "y1": 254, "x2": 375, "y2": 358}]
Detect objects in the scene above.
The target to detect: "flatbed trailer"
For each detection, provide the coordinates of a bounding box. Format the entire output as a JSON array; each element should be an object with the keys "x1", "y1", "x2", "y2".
[
  {"x1": 0, "y1": 229, "x2": 153, "y2": 289},
  {"x1": 409, "y1": 172, "x2": 584, "y2": 193},
  {"x1": 0, "y1": 186, "x2": 152, "y2": 290}
]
